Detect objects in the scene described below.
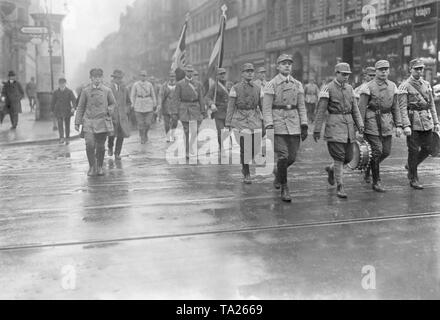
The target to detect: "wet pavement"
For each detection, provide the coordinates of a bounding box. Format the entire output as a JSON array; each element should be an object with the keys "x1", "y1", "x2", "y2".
[{"x1": 0, "y1": 118, "x2": 439, "y2": 299}]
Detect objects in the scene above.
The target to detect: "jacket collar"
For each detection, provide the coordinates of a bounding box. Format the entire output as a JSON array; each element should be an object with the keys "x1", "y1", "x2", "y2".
[{"x1": 275, "y1": 73, "x2": 292, "y2": 84}]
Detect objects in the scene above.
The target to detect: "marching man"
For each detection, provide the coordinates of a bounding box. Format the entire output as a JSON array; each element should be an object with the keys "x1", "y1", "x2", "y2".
[
  {"x1": 357, "y1": 60, "x2": 402, "y2": 192},
  {"x1": 263, "y1": 54, "x2": 308, "y2": 202},
  {"x1": 313, "y1": 63, "x2": 364, "y2": 199},
  {"x1": 398, "y1": 58, "x2": 440, "y2": 189}
]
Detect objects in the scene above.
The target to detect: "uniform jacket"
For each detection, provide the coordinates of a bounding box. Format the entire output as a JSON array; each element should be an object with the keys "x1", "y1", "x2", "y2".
[
  {"x1": 131, "y1": 80, "x2": 157, "y2": 113},
  {"x1": 175, "y1": 77, "x2": 205, "y2": 122},
  {"x1": 158, "y1": 82, "x2": 178, "y2": 115},
  {"x1": 1, "y1": 80, "x2": 24, "y2": 114},
  {"x1": 358, "y1": 79, "x2": 402, "y2": 136},
  {"x1": 75, "y1": 84, "x2": 117, "y2": 134},
  {"x1": 51, "y1": 87, "x2": 77, "y2": 118},
  {"x1": 226, "y1": 79, "x2": 262, "y2": 131},
  {"x1": 304, "y1": 83, "x2": 320, "y2": 104},
  {"x1": 398, "y1": 76, "x2": 439, "y2": 131},
  {"x1": 205, "y1": 80, "x2": 229, "y2": 120},
  {"x1": 110, "y1": 82, "x2": 131, "y2": 138},
  {"x1": 354, "y1": 82, "x2": 368, "y2": 100},
  {"x1": 262, "y1": 74, "x2": 308, "y2": 135},
  {"x1": 314, "y1": 79, "x2": 364, "y2": 143}
]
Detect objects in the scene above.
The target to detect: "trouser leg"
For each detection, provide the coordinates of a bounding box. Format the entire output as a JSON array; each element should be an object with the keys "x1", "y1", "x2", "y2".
[
  {"x1": 65, "y1": 117, "x2": 71, "y2": 139},
  {"x1": 407, "y1": 132, "x2": 421, "y2": 181},
  {"x1": 115, "y1": 137, "x2": 124, "y2": 156},
  {"x1": 95, "y1": 133, "x2": 107, "y2": 168},
  {"x1": 163, "y1": 114, "x2": 171, "y2": 135},
  {"x1": 417, "y1": 130, "x2": 433, "y2": 166},
  {"x1": 275, "y1": 135, "x2": 289, "y2": 185},
  {"x1": 327, "y1": 142, "x2": 353, "y2": 185},
  {"x1": 57, "y1": 118, "x2": 64, "y2": 138},
  {"x1": 365, "y1": 134, "x2": 383, "y2": 184},
  {"x1": 85, "y1": 132, "x2": 97, "y2": 168},
  {"x1": 108, "y1": 136, "x2": 115, "y2": 151},
  {"x1": 182, "y1": 122, "x2": 190, "y2": 155},
  {"x1": 215, "y1": 118, "x2": 226, "y2": 149}
]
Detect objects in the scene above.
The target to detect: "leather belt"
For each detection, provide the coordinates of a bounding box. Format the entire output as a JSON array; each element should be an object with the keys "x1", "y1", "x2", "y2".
[
  {"x1": 329, "y1": 110, "x2": 351, "y2": 115},
  {"x1": 272, "y1": 105, "x2": 298, "y2": 110},
  {"x1": 368, "y1": 106, "x2": 392, "y2": 114}
]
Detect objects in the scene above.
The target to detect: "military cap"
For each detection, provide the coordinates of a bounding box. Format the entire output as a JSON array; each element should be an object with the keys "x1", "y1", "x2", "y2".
[
  {"x1": 241, "y1": 63, "x2": 255, "y2": 72},
  {"x1": 90, "y1": 68, "x2": 103, "y2": 77},
  {"x1": 256, "y1": 67, "x2": 266, "y2": 73},
  {"x1": 111, "y1": 69, "x2": 124, "y2": 78},
  {"x1": 184, "y1": 65, "x2": 195, "y2": 72},
  {"x1": 58, "y1": 77, "x2": 67, "y2": 83},
  {"x1": 217, "y1": 68, "x2": 226, "y2": 75},
  {"x1": 139, "y1": 70, "x2": 147, "y2": 76},
  {"x1": 335, "y1": 62, "x2": 352, "y2": 74},
  {"x1": 410, "y1": 58, "x2": 425, "y2": 69},
  {"x1": 375, "y1": 60, "x2": 390, "y2": 69},
  {"x1": 364, "y1": 67, "x2": 376, "y2": 75},
  {"x1": 277, "y1": 54, "x2": 293, "y2": 64},
  {"x1": 7, "y1": 70, "x2": 15, "y2": 77}
]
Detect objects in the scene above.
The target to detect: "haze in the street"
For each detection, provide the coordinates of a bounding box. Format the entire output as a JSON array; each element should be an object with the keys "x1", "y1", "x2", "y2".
[{"x1": 51, "y1": 0, "x2": 136, "y2": 80}]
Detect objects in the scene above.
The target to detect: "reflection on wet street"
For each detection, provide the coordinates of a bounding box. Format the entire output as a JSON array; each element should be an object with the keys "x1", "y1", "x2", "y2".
[{"x1": 0, "y1": 123, "x2": 440, "y2": 299}]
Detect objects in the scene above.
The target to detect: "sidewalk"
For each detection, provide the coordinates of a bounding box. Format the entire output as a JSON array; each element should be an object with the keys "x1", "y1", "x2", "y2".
[{"x1": 0, "y1": 101, "x2": 79, "y2": 147}]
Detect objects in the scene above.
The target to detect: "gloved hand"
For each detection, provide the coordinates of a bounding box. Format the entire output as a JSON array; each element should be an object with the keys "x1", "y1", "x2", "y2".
[
  {"x1": 396, "y1": 127, "x2": 403, "y2": 138},
  {"x1": 313, "y1": 132, "x2": 320, "y2": 142},
  {"x1": 300, "y1": 125, "x2": 308, "y2": 141},
  {"x1": 403, "y1": 126, "x2": 412, "y2": 136},
  {"x1": 210, "y1": 104, "x2": 218, "y2": 113},
  {"x1": 434, "y1": 124, "x2": 440, "y2": 133}
]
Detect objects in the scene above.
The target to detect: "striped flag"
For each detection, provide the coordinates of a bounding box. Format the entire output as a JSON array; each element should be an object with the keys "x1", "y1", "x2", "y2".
[
  {"x1": 203, "y1": 11, "x2": 227, "y2": 93},
  {"x1": 171, "y1": 17, "x2": 188, "y2": 81}
]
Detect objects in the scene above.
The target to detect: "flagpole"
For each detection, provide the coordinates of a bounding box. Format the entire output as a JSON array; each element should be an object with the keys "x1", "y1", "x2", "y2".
[{"x1": 213, "y1": 5, "x2": 227, "y2": 109}]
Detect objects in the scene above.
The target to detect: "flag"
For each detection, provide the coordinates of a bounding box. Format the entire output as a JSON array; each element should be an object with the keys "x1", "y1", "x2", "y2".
[
  {"x1": 203, "y1": 12, "x2": 226, "y2": 93},
  {"x1": 171, "y1": 18, "x2": 188, "y2": 81}
]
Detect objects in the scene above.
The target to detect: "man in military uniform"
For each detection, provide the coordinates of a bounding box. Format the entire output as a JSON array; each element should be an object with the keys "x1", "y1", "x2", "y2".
[
  {"x1": 354, "y1": 67, "x2": 376, "y2": 103},
  {"x1": 358, "y1": 60, "x2": 403, "y2": 192},
  {"x1": 75, "y1": 68, "x2": 117, "y2": 176},
  {"x1": 398, "y1": 58, "x2": 440, "y2": 189},
  {"x1": 263, "y1": 54, "x2": 308, "y2": 202},
  {"x1": 158, "y1": 71, "x2": 179, "y2": 142},
  {"x1": 175, "y1": 64, "x2": 206, "y2": 158},
  {"x1": 205, "y1": 68, "x2": 229, "y2": 151},
  {"x1": 304, "y1": 77, "x2": 320, "y2": 123},
  {"x1": 226, "y1": 63, "x2": 263, "y2": 184},
  {"x1": 313, "y1": 63, "x2": 364, "y2": 199}
]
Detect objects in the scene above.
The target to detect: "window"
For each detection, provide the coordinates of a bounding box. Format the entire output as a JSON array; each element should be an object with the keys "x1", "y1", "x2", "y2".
[
  {"x1": 309, "y1": 0, "x2": 320, "y2": 22},
  {"x1": 241, "y1": 28, "x2": 248, "y2": 52},
  {"x1": 293, "y1": 0, "x2": 303, "y2": 25},
  {"x1": 344, "y1": 0, "x2": 357, "y2": 20},
  {"x1": 327, "y1": 0, "x2": 339, "y2": 17},
  {"x1": 280, "y1": 0, "x2": 288, "y2": 30}
]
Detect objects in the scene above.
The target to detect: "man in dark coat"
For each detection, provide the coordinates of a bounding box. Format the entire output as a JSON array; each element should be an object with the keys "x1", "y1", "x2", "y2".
[
  {"x1": 1, "y1": 71, "x2": 24, "y2": 129},
  {"x1": 51, "y1": 78, "x2": 77, "y2": 144},
  {"x1": 107, "y1": 69, "x2": 131, "y2": 160}
]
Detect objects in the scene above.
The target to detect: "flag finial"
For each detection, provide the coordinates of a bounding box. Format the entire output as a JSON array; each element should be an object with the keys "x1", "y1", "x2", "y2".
[{"x1": 221, "y1": 4, "x2": 227, "y2": 17}]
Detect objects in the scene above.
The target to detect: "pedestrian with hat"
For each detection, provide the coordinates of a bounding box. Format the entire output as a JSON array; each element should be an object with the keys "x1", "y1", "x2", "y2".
[
  {"x1": 226, "y1": 63, "x2": 263, "y2": 184},
  {"x1": 131, "y1": 70, "x2": 157, "y2": 144},
  {"x1": 263, "y1": 54, "x2": 309, "y2": 202},
  {"x1": 304, "y1": 77, "x2": 320, "y2": 123},
  {"x1": 398, "y1": 58, "x2": 440, "y2": 190},
  {"x1": 1, "y1": 71, "x2": 24, "y2": 129},
  {"x1": 75, "y1": 68, "x2": 117, "y2": 176},
  {"x1": 357, "y1": 60, "x2": 403, "y2": 192},
  {"x1": 313, "y1": 62, "x2": 364, "y2": 199},
  {"x1": 175, "y1": 64, "x2": 207, "y2": 158},
  {"x1": 107, "y1": 69, "x2": 131, "y2": 160},
  {"x1": 354, "y1": 67, "x2": 376, "y2": 103},
  {"x1": 205, "y1": 67, "x2": 229, "y2": 151},
  {"x1": 158, "y1": 71, "x2": 179, "y2": 142},
  {"x1": 50, "y1": 77, "x2": 77, "y2": 145}
]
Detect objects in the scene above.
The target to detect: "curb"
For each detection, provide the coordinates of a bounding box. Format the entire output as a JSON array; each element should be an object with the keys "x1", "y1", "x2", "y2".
[{"x1": 0, "y1": 134, "x2": 81, "y2": 147}]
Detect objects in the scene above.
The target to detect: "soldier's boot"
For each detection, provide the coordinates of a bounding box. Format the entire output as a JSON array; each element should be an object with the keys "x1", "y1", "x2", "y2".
[
  {"x1": 371, "y1": 162, "x2": 386, "y2": 192},
  {"x1": 325, "y1": 165, "x2": 335, "y2": 186},
  {"x1": 59, "y1": 138, "x2": 65, "y2": 144},
  {"x1": 372, "y1": 181, "x2": 386, "y2": 192},
  {"x1": 65, "y1": 137, "x2": 70, "y2": 145},
  {"x1": 96, "y1": 166, "x2": 104, "y2": 176},
  {"x1": 410, "y1": 170, "x2": 423, "y2": 189},
  {"x1": 86, "y1": 148, "x2": 96, "y2": 176},
  {"x1": 364, "y1": 167, "x2": 372, "y2": 184},
  {"x1": 280, "y1": 184, "x2": 292, "y2": 202},
  {"x1": 242, "y1": 164, "x2": 251, "y2": 184},
  {"x1": 336, "y1": 184, "x2": 348, "y2": 199},
  {"x1": 273, "y1": 175, "x2": 281, "y2": 190},
  {"x1": 140, "y1": 130, "x2": 145, "y2": 144}
]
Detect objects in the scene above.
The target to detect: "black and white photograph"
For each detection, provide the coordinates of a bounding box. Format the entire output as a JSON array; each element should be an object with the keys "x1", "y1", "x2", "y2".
[{"x1": 1, "y1": 0, "x2": 440, "y2": 302}]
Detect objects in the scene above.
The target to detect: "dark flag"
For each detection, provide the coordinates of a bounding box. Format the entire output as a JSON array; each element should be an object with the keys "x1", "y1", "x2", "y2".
[{"x1": 203, "y1": 8, "x2": 227, "y2": 94}]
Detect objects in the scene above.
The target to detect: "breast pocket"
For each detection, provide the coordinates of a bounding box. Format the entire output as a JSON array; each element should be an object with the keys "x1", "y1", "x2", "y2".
[{"x1": 282, "y1": 84, "x2": 298, "y2": 105}]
